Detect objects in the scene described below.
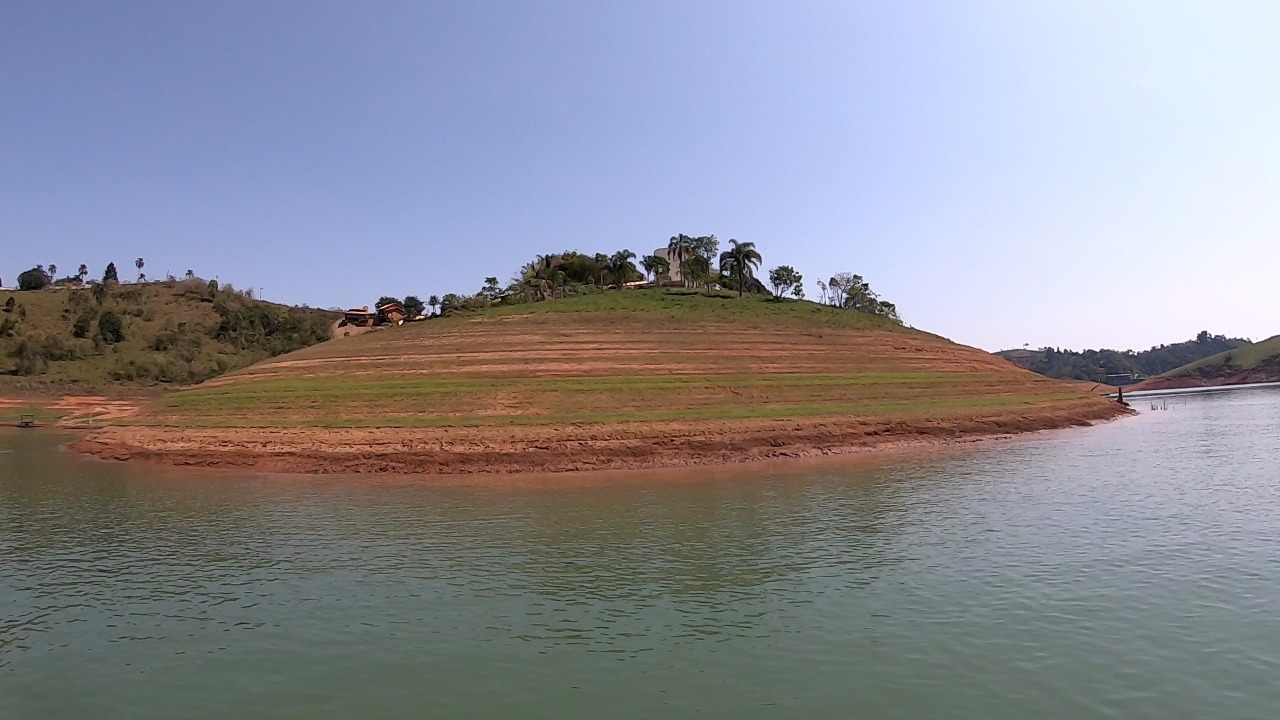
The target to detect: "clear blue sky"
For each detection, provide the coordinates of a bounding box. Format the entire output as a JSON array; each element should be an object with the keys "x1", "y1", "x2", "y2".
[{"x1": 4, "y1": 1, "x2": 1278, "y2": 351}]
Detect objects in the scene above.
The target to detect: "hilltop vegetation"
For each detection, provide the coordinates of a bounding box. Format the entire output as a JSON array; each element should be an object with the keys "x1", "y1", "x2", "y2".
[
  {"x1": 998, "y1": 331, "x2": 1251, "y2": 384},
  {"x1": 1, "y1": 274, "x2": 337, "y2": 393},
  {"x1": 409, "y1": 233, "x2": 901, "y2": 323},
  {"x1": 1132, "y1": 335, "x2": 1280, "y2": 390}
]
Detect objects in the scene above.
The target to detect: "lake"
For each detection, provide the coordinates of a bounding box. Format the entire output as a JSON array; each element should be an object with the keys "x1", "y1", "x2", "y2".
[{"x1": 3, "y1": 386, "x2": 1279, "y2": 719}]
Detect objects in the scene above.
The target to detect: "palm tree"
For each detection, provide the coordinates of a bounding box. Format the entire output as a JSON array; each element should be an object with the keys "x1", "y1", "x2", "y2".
[
  {"x1": 640, "y1": 254, "x2": 669, "y2": 284},
  {"x1": 718, "y1": 239, "x2": 763, "y2": 298},
  {"x1": 592, "y1": 253, "x2": 610, "y2": 288},
  {"x1": 681, "y1": 254, "x2": 712, "y2": 295},
  {"x1": 77, "y1": 264, "x2": 88, "y2": 283},
  {"x1": 667, "y1": 234, "x2": 697, "y2": 287},
  {"x1": 608, "y1": 250, "x2": 637, "y2": 288},
  {"x1": 427, "y1": 295, "x2": 440, "y2": 316},
  {"x1": 135, "y1": 257, "x2": 145, "y2": 283},
  {"x1": 49, "y1": 264, "x2": 58, "y2": 280},
  {"x1": 514, "y1": 254, "x2": 563, "y2": 301}
]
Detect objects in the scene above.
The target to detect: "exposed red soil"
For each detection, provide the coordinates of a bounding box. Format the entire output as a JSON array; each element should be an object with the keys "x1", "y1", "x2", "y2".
[{"x1": 73, "y1": 397, "x2": 1127, "y2": 475}]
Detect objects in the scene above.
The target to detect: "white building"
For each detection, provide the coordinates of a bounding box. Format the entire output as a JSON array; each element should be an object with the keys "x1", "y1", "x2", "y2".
[{"x1": 652, "y1": 247, "x2": 683, "y2": 284}]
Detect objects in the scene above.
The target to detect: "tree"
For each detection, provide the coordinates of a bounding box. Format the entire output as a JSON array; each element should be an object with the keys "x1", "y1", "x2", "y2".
[
  {"x1": 77, "y1": 264, "x2": 88, "y2": 283},
  {"x1": 592, "y1": 253, "x2": 610, "y2": 287},
  {"x1": 718, "y1": 239, "x2": 762, "y2": 298},
  {"x1": 185, "y1": 269, "x2": 195, "y2": 280},
  {"x1": 97, "y1": 311, "x2": 125, "y2": 343},
  {"x1": 640, "y1": 254, "x2": 669, "y2": 284},
  {"x1": 690, "y1": 235, "x2": 719, "y2": 263},
  {"x1": 481, "y1": 277, "x2": 502, "y2": 301},
  {"x1": 824, "y1": 271, "x2": 901, "y2": 322},
  {"x1": 768, "y1": 265, "x2": 803, "y2": 299},
  {"x1": 17, "y1": 267, "x2": 51, "y2": 291},
  {"x1": 681, "y1": 254, "x2": 713, "y2": 295},
  {"x1": 48, "y1": 264, "x2": 57, "y2": 280},
  {"x1": 667, "y1": 235, "x2": 697, "y2": 287},
  {"x1": 403, "y1": 295, "x2": 425, "y2": 319},
  {"x1": 439, "y1": 293, "x2": 465, "y2": 315},
  {"x1": 135, "y1": 257, "x2": 145, "y2": 283},
  {"x1": 92, "y1": 280, "x2": 109, "y2": 305},
  {"x1": 427, "y1": 295, "x2": 440, "y2": 316},
  {"x1": 607, "y1": 250, "x2": 637, "y2": 288},
  {"x1": 103, "y1": 262, "x2": 119, "y2": 285}
]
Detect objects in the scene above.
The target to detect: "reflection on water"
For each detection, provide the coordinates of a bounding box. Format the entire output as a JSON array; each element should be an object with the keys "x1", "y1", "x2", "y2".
[{"x1": 3, "y1": 386, "x2": 1280, "y2": 719}]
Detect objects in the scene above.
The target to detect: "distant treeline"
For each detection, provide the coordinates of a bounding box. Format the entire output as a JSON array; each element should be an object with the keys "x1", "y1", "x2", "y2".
[{"x1": 999, "y1": 331, "x2": 1250, "y2": 384}]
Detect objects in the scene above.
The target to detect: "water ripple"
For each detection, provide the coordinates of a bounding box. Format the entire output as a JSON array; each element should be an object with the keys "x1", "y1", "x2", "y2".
[{"x1": 3, "y1": 388, "x2": 1280, "y2": 718}]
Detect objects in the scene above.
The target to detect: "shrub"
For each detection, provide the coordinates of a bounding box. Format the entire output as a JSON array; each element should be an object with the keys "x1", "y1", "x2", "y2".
[
  {"x1": 72, "y1": 310, "x2": 95, "y2": 339},
  {"x1": 11, "y1": 334, "x2": 48, "y2": 376},
  {"x1": 98, "y1": 312, "x2": 125, "y2": 344},
  {"x1": 17, "y1": 268, "x2": 51, "y2": 291}
]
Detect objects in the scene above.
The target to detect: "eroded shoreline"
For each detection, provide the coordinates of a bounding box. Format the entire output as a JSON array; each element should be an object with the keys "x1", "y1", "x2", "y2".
[{"x1": 71, "y1": 398, "x2": 1131, "y2": 476}]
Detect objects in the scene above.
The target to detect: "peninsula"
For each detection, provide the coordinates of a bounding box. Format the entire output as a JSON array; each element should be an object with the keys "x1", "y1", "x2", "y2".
[{"x1": 74, "y1": 289, "x2": 1128, "y2": 474}]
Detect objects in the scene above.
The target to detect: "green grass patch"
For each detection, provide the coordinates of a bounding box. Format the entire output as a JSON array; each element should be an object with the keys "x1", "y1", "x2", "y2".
[
  {"x1": 154, "y1": 372, "x2": 1008, "y2": 411},
  {"x1": 142, "y1": 393, "x2": 1079, "y2": 429}
]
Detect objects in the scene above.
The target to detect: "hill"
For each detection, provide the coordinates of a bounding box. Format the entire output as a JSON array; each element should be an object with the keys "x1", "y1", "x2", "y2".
[
  {"x1": 1130, "y1": 335, "x2": 1280, "y2": 391},
  {"x1": 996, "y1": 332, "x2": 1250, "y2": 384},
  {"x1": 76, "y1": 289, "x2": 1128, "y2": 474},
  {"x1": 0, "y1": 279, "x2": 338, "y2": 395}
]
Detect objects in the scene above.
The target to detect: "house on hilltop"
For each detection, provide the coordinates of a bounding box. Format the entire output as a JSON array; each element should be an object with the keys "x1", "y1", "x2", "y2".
[
  {"x1": 343, "y1": 307, "x2": 378, "y2": 328},
  {"x1": 377, "y1": 301, "x2": 407, "y2": 326}
]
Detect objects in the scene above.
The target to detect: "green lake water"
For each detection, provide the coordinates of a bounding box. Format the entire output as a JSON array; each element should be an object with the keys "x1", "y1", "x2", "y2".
[{"x1": 3, "y1": 386, "x2": 1280, "y2": 718}]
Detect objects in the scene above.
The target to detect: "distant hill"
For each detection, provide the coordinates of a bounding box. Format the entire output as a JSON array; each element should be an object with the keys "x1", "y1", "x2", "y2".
[
  {"x1": 1130, "y1": 335, "x2": 1280, "y2": 391},
  {"x1": 996, "y1": 332, "x2": 1251, "y2": 385},
  {"x1": 0, "y1": 279, "x2": 337, "y2": 394}
]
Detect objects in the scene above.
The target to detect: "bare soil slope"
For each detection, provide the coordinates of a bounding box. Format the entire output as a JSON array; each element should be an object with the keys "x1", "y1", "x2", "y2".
[{"x1": 76, "y1": 290, "x2": 1129, "y2": 473}]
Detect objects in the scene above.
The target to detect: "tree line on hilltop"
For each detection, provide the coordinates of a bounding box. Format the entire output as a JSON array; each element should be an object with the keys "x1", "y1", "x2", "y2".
[
  {"x1": 371, "y1": 234, "x2": 901, "y2": 323},
  {"x1": 1000, "y1": 331, "x2": 1251, "y2": 384}
]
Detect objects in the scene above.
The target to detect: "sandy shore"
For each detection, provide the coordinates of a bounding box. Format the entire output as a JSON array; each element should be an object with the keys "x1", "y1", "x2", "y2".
[{"x1": 72, "y1": 397, "x2": 1130, "y2": 475}]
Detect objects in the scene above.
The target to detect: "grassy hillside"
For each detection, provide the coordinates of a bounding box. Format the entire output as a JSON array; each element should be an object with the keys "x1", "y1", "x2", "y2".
[
  {"x1": 1134, "y1": 334, "x2": 1280, "y2": 389},
  {"x1": 139, "y1": 289, "x2": 1100, "y2": 429},
  {"x1": 0, "y1": 280, "x2": 338, "y2": 394}
]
